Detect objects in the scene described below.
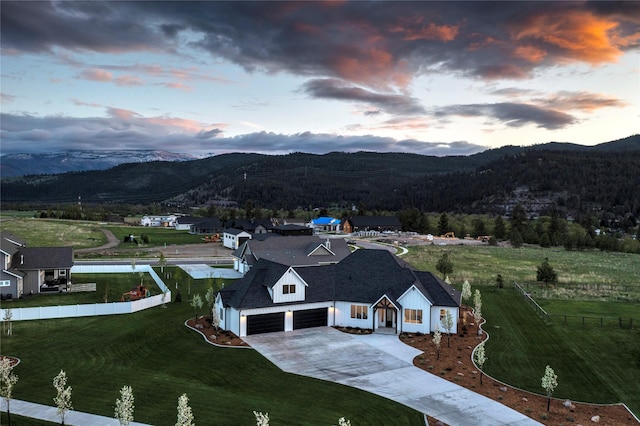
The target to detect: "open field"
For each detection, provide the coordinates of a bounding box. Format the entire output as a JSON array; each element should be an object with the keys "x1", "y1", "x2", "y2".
[
  {"x1": 481, "y1": 287, "x2": 640, "y2": 416},
  {"x1": 403, "y1": 244, "x2": 640, "y2": 288},
  {"x1": 105, "y1": 225, "x2": 205, "y2": 247},
  {"x1": 1, "y1": 273, "x2": 423, "y2": 426},
  {"x1": 0, "y1": 217, "x2": 107, "y2": 248}
]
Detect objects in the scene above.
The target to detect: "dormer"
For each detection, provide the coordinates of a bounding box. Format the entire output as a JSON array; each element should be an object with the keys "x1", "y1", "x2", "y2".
[{"x1": 269, "y1": 267, "x2": 307, "y2": 303}]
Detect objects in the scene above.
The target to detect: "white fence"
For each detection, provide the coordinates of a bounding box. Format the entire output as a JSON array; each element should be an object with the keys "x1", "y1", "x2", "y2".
[{"x1": 1, "y1": 264, "x2": 171, "y2": 321}]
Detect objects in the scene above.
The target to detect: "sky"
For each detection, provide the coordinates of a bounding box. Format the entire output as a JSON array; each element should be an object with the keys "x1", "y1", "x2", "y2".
[{"x1": 1, "y1": 1, "x2": 639, "y2": 157}]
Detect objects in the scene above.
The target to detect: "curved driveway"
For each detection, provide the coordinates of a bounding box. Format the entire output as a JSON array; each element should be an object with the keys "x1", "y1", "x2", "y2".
[{"x1": 244, "y1": 327, "x2": 542, "y2": 426}]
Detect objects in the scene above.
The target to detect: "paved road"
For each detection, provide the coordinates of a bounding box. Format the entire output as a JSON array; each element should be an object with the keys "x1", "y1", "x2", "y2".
[{"x1": 244, "y1": 327, "x2": 542, "y2": 426}]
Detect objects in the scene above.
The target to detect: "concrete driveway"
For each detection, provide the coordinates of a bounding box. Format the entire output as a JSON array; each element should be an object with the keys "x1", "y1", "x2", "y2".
[{"x1": 244, "y1": 327, "x2": 541, "y2": 426}]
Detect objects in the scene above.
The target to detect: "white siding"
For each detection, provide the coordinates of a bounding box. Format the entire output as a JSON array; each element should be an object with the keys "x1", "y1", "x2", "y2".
[
  {"x1": 431, "y1": 306, "x2": 459, "y2": 334},
  {"x1": 271, "y1": 268, "x2": 306, "y2": 303},
  {"x1": 333, "y1": 301, "x2": 374, "y2": 329},
  {"x1": 398, "y1": 286, "x2": 432, "y2": 334}
]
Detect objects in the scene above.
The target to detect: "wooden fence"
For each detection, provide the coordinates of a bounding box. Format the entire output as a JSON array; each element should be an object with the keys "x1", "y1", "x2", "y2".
[{"x1": 515, "y1": 282, "x2": 636, "y2": 329}]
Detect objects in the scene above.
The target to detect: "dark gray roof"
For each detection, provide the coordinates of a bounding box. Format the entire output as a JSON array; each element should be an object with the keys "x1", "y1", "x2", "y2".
[
  {"x1": 233, "y1": 236, "x2": 350, "y2": 267},
  {"x1": 225, "y1": 228, "x2": 251, "y2": 236},
  {"x1": 12, "y1": 247, "x2": 74, "y2": 270},
  {"x1": 1, "y1": 231, "x2": 26, "y2": 255},
  {"x1": 220, "y1": 248, "x2": 460, "y2": 310}
]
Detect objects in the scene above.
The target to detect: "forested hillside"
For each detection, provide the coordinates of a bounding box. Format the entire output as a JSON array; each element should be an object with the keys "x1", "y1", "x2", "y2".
[{"x1": 2, "y1": 136, "x2": 638, "y2": 222}]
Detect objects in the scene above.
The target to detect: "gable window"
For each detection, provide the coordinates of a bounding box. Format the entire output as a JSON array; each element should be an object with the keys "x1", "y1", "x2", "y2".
[
  {"x1": 350, "y1": 305, "x2": 368, "y2": 320},
  {"x1": 283, "y1": 284, "x2": 296, "y2": 294},
  {"x1": 404, "y1": 309, "x2": 422, "y2": 324}
]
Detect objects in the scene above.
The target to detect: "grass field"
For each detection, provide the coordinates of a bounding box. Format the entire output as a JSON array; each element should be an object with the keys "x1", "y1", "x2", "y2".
[
  {"x1": 481, "y1": 287, "x2": 640, "y2": 415},
  {"x1": 403, "y1": 244, "x2": 640, "y2": 287},
  {"x1": 1, "y1": 273, "x2": 423, "y2": 425},
  {"x1": 105, "y1": 225, "x2": 205, "y2": 247},
  {"x1": 0, "y1": 217, "x2": 107, "y2": 248}
]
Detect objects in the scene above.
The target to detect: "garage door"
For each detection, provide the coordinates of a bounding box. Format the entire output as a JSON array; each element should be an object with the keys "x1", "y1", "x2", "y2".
[
  {"x1": 246, "y1": 312, "x2": 285, "y2": 335},
  {"x1": 293, "y1": 308, "x2": 328, "y2": 330}
]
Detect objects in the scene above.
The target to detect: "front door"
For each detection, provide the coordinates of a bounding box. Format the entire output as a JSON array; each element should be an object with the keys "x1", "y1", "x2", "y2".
[{"x1": 385, "y1": 308, "x2": 394, "y2": 327}]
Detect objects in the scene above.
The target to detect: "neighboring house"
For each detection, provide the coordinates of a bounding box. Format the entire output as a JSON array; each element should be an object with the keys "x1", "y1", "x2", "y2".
[
  {"x1": 176, "y1": 216, "x2": 225, "y2": 234},
  {"x1": 223, "y1": 229, "x2": 252, "y2": 250},
  {"x1": 1, "y1": 231, "x2": 74, "y2": 299},
  {"x1": 224, "y1": 219, "x2": 274, "y2": 234},
  {"x1": 308, "y1": 217, "x2": 341, "y2": 233},
  {"x1": 215, "y1": 249, "x2": 461, "y2": 337},
  {"x1": 231, "y1": 235, "x2": 350, "y2": 275},
  {"x1": 342, "y1": 216, "x2": 402, "y2": 234},
  {"x1": 141, "y1": 215, "x2": 177, "y2": 227},
  {"x1": 272, "y1": 224, "x2": 313, "y2": 236}
]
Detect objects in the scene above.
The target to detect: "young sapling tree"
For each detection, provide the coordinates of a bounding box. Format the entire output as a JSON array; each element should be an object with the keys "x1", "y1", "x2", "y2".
[
  {"x1": 114, "y1": 385, "x2": 135, "y2": 426},
  {"x1": 191, "y1": 293, "x2": 203, "y2": 322},
  {"x1": 0, "y1": 357, "x2": 18, "y2": 426},
  {"x1": 474, "y1": 342, "x2": 487, "y2": 385},
  {"x1": 461, "y1": 280, "x2": 471, "y2": 307},
  {"x1": 432, "y1": 328, "x2": 442, "y2": 360},
  {"x1": 253, "y1": 411, "x2": 269, "y2": 426},
  {"x1": 442, "y1": 310, "x2": 454, "y2": 347},
  {"x1": 53, "y1": 370, "x2": 73, "y2": 425},
  {"x1": 176, "y1": 393, "x2": 194, "y2": 426},
  {"x1": 541, "y1": 365, "x2": 558, "y2": 412}
]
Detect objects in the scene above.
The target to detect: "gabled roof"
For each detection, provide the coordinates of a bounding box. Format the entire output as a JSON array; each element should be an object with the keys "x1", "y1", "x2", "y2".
[
  {"x1": 225, "y1": 228, "x2": 252, "y2": 236},
  {"x1": 220, "y1": 248, "x2": 460, "y2": 310},
  {"x1": 311, "y1": 217, "x2": 341, "y2": 225},
  {"x1": 1, "y1": 231, "x2": 26, "y2": 256},
  {"x1": 232, "y1": 236, "x2": 350, "y2": 267},
  {"x1": 224, "y1": 219, "x2": 274, "y2": 232},
  {"x1": 12, "y1": 247, "x2": 74, "y2": 270}
]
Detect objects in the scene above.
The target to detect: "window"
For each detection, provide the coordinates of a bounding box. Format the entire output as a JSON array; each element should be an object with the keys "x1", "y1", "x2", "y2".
[
  {"x1": 404, "y1": 309, "x2": 423, "y2": 324},
  {"x1": 350, "y1": 305, "x2": 368, "y2": 320},
  {"x1": 440, "y1": 309, "x2": 447, "y2": 322},
  {"x1": 219, "y1": 308, "x2": 224, "y2": 321},
  {"x1": 283, "y1": 284, "x2": 296, "y2": 294},
  {"x1": 0, "y1": 280, "x2": 10, "y2": 287}
]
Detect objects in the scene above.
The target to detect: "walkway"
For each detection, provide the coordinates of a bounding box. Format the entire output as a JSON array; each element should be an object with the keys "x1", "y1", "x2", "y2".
[
  {"x1": 244, "y1": 327, "x2": 542, "y2": 426},
  {"x1": 5, "y1": 399, "x2": 150, "y2": 426}
]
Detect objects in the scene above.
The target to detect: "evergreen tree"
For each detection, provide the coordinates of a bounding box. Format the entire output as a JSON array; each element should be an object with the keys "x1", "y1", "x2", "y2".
[
  {"x1": 436, "y1": 253, "x2": 454, "y2": 279},
  {"x1": 536, "y1": 257, "x2": 558, "y2": 287},
  {"x1": 493, "y1": 216, "x2": 506, "y2": 239},
  {"x1": 437, "y1": 213, "x2": 450, "y2": 236}
]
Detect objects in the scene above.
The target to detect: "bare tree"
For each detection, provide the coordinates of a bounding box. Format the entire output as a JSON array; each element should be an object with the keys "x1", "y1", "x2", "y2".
[
  {"x1": 114, "y1": 385, "x2": 135, "y2": 426},
  {"x1": 176, "y1": 393, "x2": 194, "y2": 426},
  {"x1": 338, "y1": 418, "x2": 351, "y2": 426},
  {"x1": 474, "y1": 342, "x2": 487, "y2": 385},
  {"x1": 541, "y1": 365, "x2": 558, "y2": 412},
  {"x1": 53, "y1": 370, "x2": 73, "y2": 425},
  {"x1": 211, "y1": 307, "x2": 221, "y2": 334},
  {"x1": 0, "y1": 357, "x2": 18, "y2": 426}
]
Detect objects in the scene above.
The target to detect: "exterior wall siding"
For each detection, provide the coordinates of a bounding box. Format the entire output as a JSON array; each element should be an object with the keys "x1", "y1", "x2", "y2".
[
  {"x1": 272, "y1": 269, "x2": 306, "y2": 303},
  {"x1": 398, "y1": 286, "x2": 432, "y2": 334},
  {"x1": 333, "y1": 301, "x2": 374, "y2": 329},
  {"x1": 431, "y1": 306, "x2": 459, "y2": 334}
]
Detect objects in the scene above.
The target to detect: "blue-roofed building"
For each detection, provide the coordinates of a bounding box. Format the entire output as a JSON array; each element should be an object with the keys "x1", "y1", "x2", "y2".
[{"x1": 309, "y1": 216, "x2": 341, "y2": 233}]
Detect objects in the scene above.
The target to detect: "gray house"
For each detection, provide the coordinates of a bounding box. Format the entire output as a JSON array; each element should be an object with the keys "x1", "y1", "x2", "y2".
[
  {"x1": 1, "y1": 231, "x2": 74, "y2": 299},
  {"x1": 231, "y1": 235, "x2": 350, "y2": 275}
]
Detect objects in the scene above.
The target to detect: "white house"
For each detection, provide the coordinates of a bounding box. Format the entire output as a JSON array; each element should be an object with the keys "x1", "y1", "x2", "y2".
[
  {"x1": 140, "y1": 215, "x2": 177, "y2": 227},
  {"x1": 223, "y1": 229, "x2": 252, "y2": 250},
  {"x1": 215, "y1": 249, "x2": 461, "y2": 337}
]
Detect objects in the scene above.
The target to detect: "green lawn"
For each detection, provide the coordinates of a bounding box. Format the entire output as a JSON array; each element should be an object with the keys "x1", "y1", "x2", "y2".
[
  {"x1": 2, "y1": 301, "x2": 422, "y2": 425},
  {"x1": 480, "y1": 287, "x2": 640, "y2": 415},
  {"x1": 105, "y1": 225, "x2": 206, "y2": 248}
]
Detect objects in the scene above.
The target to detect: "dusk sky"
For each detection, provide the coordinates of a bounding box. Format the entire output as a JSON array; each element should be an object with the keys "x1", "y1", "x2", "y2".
[{"x1": 1, "y1": 1, "x2": 639, "y2": 157}]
